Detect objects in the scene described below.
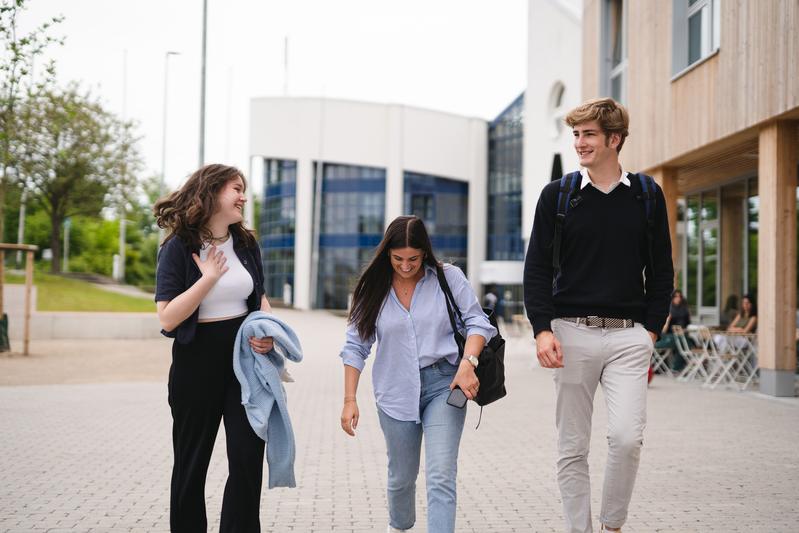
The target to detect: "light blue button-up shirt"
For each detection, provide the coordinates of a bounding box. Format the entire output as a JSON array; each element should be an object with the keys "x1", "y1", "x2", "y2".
[{"x1": 339, "y1": 263, "x2": 497, "y2": 422}]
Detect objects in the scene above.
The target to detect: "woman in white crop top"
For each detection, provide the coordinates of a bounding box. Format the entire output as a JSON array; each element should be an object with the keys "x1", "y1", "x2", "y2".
[{"x1": 154, "y1": 164, "x2": 273, "y2": 532}]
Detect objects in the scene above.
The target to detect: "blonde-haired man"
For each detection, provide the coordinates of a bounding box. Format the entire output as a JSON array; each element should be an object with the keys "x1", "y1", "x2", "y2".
[{"x1": 523, "y1": 98, "x2": 673, "y2": 533}]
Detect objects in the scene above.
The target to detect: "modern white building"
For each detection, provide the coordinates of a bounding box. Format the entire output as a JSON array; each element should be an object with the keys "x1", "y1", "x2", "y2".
[
  {"x1": 479, "y1": 0, "x2": 582, "y2": 317},
  {"x1": 523, "y1": 0, "x2": 582, "y2": 239},
  {"x1": 249, "y1": 97, "x2": 487, "y2": 310},
  {"x1": 249, "y1": 0, "x2": 582, "y2": 313}
]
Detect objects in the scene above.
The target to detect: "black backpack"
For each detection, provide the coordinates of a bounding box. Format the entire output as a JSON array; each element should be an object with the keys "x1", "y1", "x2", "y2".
[
  {"x1": 435, "y1": 266, "x2": 507, "y2": 417},
  {"x1": 552, "y1": 170, "x2": 658, "y2": 276}
]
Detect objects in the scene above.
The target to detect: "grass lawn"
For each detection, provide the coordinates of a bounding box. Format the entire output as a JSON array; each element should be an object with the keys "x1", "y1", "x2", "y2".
[{"x1": 3, "y1": 271, "x2": 155, "y2": 312}]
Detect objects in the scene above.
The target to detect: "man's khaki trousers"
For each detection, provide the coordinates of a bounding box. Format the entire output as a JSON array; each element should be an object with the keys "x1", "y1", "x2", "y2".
[{"x1": 551, "y1": 318, "x2": 652, "y2": 533}]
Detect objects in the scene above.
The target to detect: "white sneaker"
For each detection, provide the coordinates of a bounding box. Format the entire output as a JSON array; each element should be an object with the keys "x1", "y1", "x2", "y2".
[
  {"x1": 387, "y1": 526, "x2": 405, "y2": 533},
  {"x1": 600, "y1": 526, "x2": 621, "y2": 533}
]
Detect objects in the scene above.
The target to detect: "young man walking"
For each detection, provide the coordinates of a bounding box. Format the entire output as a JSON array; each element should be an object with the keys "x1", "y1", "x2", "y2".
[{"x1": 523, "y1": 98, "x2": 673, "y2": 533}]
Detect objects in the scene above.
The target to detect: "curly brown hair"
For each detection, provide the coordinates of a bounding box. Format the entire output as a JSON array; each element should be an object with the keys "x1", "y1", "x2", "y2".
[{"x1": 153, "y1": 163, "x2": 256, "y2": 249}]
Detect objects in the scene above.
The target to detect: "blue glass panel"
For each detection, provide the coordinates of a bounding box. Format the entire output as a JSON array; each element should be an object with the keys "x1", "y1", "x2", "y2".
[
  {"x1": 265, "y1": 182, "x2": 296, "y2": 197},
  {"x1": 314, "y1": 162, "x2": 386, "y2": 309},
  {"x1": 403, "y1": 171, "x2": 469, "y2": 274},
  {"x1": 487, "y1": 93, "x2": 524, "y2": 261},
  {"x1": 259, "y1": 158, "x2": 298, "y2": 303}
]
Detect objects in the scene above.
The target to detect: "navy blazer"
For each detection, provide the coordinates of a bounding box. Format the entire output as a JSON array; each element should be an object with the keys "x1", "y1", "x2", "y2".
[{"x1": 155, "y1": 231, "x2": 266, "y2": 344}]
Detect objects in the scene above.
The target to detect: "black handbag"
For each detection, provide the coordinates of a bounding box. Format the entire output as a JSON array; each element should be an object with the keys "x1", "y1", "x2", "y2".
[{"x1": 435, "y1": 266, "x2": 507, "y2": 409}]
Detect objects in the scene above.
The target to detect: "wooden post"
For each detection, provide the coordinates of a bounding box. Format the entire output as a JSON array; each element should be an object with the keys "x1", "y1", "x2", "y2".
[
  {"x1": 0, "y1": 244, "x2": 39, "y2": 355},
  {"x1": 757, "y1": 121, "x2": 798, "y2": 396},
  {"x1": 651, "y1": 167, "x2": 680, "y2": 284},
  {"x1": 24, "y1": 250, "x2": 33, "y2": 356}
]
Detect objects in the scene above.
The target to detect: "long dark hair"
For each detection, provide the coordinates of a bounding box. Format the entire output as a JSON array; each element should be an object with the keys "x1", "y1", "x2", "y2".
[
  {"x1": 349, "y1": 216, "x2": 439, "y2": 340},
  {"x1": 153, "y1": 163, "x2": 256, "y2": 249},
  {"x1": 670, "y1": 289, "x2": 689, "y2": 311},
  {"x1": 741, "y1": 293, "x2": 757, "y2": 317}
]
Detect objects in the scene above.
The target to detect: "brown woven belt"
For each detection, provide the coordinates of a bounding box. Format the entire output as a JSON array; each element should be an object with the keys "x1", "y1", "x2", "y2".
[{"x1": 561, "y1": 316, "x2": 635, "y2": 328}]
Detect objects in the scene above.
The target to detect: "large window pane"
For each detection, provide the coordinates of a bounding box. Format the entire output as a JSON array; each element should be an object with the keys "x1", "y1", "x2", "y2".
[
  {"x1": 747, "y1": 177, "x2": 759, "y2": 297},
  {"x1": 611, "y1": 75, "x2": 622, "y2": 103},
  {"x1": 609, "y1": 0, "x2": 624, "y2": 67},
  {"x1": 404, "y1": 172, "x2": 469, "y2": 273},
  {"x1": 315, "y1": 162, "x2": 385, "y2": 309},
  {"x1": 487, "y1": 93, "x2": 524, "y2": 261},
  {"x1": 688, "y1": 11, "x2": 703, "y2": 64},
  {"x1": 685, "y1": 195, "x2": 700, "y2": 317},
  {"x1": 260, "y1": 158, "x2": 296, "y2": 304},
  {"x1": 701, "y1": 192, "x2": 718, "y2": 308}
]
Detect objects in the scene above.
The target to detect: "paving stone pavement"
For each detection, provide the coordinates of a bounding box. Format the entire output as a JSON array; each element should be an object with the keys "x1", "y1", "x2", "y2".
[{"x1": 1, "y1": 309, "x2": 798, "y2": 532}]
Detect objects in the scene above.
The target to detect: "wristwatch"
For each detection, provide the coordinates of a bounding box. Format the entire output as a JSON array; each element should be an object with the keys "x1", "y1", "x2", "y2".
[{"x1": 465, "y1": 355, "x2": 479, "y2": 368}]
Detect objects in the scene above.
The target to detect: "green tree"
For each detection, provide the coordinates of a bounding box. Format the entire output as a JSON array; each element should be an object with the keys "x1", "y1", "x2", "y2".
[
  {"x1": 15, "y1": 85, "x2": 142, "y2": 272},
  {"x1": 0, "y1": 0, "x2": 62, "y2": 241}
]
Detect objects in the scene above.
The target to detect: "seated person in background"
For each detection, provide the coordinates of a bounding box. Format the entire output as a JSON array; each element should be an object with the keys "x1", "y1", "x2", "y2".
[
  {"x1": 715, "y1": 294, "x2": 757, "y2": 354},
  {"x1": 726, "y1": 294, "x2": 757, "y2": 334},
  {"x1": 656, "y1": 289, "x2": 691, "y2": 372}
]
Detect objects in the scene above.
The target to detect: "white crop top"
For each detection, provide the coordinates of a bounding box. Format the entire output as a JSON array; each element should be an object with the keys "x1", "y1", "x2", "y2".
[{"x1": 197, "y1": 236, "x2": 254, "y2": 320}]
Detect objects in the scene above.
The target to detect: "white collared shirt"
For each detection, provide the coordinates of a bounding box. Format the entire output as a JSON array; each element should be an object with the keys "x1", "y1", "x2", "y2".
[{"x1": 580, "y1": 167, "x2": 631, "y2": 194}]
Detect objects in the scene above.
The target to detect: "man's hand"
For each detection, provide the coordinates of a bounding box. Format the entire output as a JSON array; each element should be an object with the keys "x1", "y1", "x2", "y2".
[{"x1": 535, "y1": 330, "x2": 563, "y2": 368}]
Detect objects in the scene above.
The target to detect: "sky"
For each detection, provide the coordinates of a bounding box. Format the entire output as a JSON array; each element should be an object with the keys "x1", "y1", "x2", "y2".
[{"x1": 18, "y1": 0, "x2": 528, "y2": 192}]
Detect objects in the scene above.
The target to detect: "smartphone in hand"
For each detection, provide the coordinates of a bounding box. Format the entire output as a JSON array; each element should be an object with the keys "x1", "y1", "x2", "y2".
[{"x1": 446, "y1": 387, "x2": 468, "y2": 409}]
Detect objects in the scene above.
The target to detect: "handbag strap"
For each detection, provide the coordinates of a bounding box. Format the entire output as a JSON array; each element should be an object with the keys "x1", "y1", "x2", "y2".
[{"x1": 435, "y1": 265, "x2": 465, "y2": 334}]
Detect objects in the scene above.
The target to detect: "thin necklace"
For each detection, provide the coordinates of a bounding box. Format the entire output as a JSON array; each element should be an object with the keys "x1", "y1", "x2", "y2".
[
  {"x1": 394, "y1": 275, "x2": 420, "y2": 296},
  {"x1": 209, "y1": 232, "x2": 230, "y2": 243}
]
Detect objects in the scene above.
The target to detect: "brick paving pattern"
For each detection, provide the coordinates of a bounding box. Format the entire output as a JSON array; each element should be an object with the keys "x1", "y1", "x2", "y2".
[{"x1": 1, "y1": 309, "x2": 798, "y2": 532}]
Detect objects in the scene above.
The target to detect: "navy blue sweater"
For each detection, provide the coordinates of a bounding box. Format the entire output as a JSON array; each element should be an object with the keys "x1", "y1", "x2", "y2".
[{"x1": 523, "y1": 176, "x2": 674, "y2": 337}]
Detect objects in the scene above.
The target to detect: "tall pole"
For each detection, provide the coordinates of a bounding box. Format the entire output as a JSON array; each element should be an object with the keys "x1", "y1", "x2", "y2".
[
  {"x1": 63, "y1": 218, "x2": 70, "y2": 273},
  {"x1": 16, "y1": 188, "x2": 26, "y2": 267},
  {"x1": 160, "y1": 51, "x2": 179, "y2": 243},
  {"x1": 118, "y1": 49, "x2": 128, "y2": 283},
  {"x1": 283, "y1": 36, "x2": 289, "y2": 96},
  {"x1": 198, "y1": 0, "x2": 208, "y2": 167}
]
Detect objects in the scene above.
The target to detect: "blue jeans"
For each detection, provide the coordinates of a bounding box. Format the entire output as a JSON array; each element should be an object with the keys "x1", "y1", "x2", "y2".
[{"x1": 377, "y1": 360, "x2": 467, "y2": 533}]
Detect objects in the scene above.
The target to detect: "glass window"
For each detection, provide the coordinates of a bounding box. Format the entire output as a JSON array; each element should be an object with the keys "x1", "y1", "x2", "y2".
[
  {"x1": 688, "y1": 10, "x2": 703, "y2": 64},
  {"x1": 487, "y1": 93, "x2": 524, "y2": 261},
  {"x1": 404, "y1": 171, "x2": 469, "y2": 273},
  {"x1": 747, "y1": 177, "x2": 759, "y2": 297},
  {"x1": 701, "y1": 191, "x2": 718, "y2": 308},
  {"x1": 314, "y1": 162, "x2": 386, "y2": 309},
  {"x1": 603, "y1": 0, "x2": 627, "y2": 103},
  {"x1": 685, "y1": 195, "x2": 699, "y2": 317},
  {"x1": 260, "y1": 158, "x2": 297, "y2": 304},
  {"x1": 675, "y1": 0, "x2": 720, "y2": 74}
]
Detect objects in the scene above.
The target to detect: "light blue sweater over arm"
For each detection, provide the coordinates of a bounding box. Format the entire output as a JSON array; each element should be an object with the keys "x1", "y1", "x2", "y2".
[{"x1": 233, "y1": 311, "x2": 303, "y2": 489}]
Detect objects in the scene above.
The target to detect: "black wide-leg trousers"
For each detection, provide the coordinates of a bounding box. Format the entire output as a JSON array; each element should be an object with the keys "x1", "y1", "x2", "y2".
[{"x1": 168, "y1": 316, "x2": 265, "y2": 533}]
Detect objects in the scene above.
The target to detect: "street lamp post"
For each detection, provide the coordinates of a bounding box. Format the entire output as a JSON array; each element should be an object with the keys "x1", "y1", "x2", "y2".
[
  {"x1": 199, "y1": 0, "x2": 208, "y2": 167},
  {"x1": 160, "y1": 51, "x2": 180, "y2": 242}
]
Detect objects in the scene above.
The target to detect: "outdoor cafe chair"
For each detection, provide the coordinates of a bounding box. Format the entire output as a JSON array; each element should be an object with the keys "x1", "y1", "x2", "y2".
[
  {"x1": 673, "y1": 325, "x2": 710, "y2": 383},
  {"x1": 703, "y1": 328, "x2": 742, "y2": 390},
  {"x1": 651, "y1": 345, "x2": 673, "y2": 377},
  {"x1": 726, "y1": 332, "x2": 758, "y2": 390}
]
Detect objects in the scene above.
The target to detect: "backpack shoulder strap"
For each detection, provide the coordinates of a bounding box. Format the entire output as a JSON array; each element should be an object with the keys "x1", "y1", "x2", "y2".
[
  {"x1": 636, "y1": 173, "x2": 657, "y2": 222},
  {"x1": 633, "y1": 173, "x2": 657, "y2": 275},
  {"x1": 552, "y1": 171, "x2": 582, "y2": 271}
]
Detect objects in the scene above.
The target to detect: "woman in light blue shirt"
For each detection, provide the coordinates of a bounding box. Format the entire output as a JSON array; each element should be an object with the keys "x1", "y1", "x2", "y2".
[{"x1": 339, "y1": 215, "x2": 496, "y2": 533}]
